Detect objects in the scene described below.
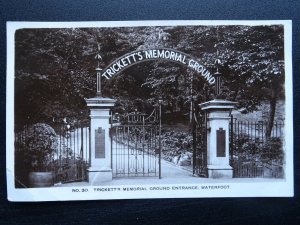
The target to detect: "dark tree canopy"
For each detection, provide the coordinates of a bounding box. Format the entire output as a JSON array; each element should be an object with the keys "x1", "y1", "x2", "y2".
[{"x1": 14, "y1": 25, "x2": 284, "y2": 132}]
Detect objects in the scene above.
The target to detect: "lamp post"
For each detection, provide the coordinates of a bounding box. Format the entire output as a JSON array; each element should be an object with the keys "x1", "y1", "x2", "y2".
[
  {"x1": 95, "y1": 44, "x2": 103, "y2": 97},
  {"x1": 214, "y1": 57, "x2": 222, "y2": 97},
  {"x1": 214, "y1": 69, "x2": 222, "y2": 97}
]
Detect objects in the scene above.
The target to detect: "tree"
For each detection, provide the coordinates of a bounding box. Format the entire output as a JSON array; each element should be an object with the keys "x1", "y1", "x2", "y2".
[
  {"x1": 216, "y1": 25, "x2": 284, "y2": 137},
  {"x1": 14, "y1": 25, "x2": 285, "y2": 136}
]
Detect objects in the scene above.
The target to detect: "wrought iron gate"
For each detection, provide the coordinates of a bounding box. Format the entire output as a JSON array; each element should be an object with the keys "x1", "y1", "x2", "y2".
[
  {"x1": 193, "y1": 110, "x2": 207, "y2": 177},
  {"x1": 110, "y1": 108, "x2": 161, "y2": 178}
]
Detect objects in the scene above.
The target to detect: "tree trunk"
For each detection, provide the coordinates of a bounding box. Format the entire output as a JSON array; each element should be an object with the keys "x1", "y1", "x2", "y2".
[{"x1": 265, "y1": 80, "x2": 278, "y2": 138}]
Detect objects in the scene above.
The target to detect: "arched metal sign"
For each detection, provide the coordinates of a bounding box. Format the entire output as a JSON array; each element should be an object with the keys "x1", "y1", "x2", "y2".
[{"x1": 100, "y1": 48, "x2": 215, "y2": 85}]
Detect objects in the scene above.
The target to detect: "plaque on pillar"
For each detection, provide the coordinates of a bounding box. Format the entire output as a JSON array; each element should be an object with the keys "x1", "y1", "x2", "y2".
[
  {"x1": 95, "y1": 127, "x2": 105, "y2": 158},
  {"x1": 216, "y1": 128, "x2": 226, "y2": 157}
]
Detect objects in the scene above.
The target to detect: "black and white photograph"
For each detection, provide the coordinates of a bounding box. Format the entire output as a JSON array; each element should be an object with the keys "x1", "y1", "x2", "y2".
[{"x1": 6, "y1": 20, "x2": 293, "y2": 201}]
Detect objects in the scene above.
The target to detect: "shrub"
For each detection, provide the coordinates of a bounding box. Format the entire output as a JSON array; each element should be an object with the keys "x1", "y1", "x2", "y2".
[
  {"x1": 160, "y1": 129, "x2": 193, "y2": 162},
  {"x1": 21, "y1": 123, "x2": 58, "y2": 171},
  {"x1": 261, "y1": 137, "x2": 284, "y2": 162},
  {"x1": 233, "y1": 134, "x2": 284, "y2": 164}
]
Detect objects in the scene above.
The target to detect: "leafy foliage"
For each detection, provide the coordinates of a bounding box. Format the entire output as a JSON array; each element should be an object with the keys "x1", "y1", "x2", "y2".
[
  {"x1": 233, "y1": 134, "x2": 284, "y2": 164},
  {"x1": 160, "y1": 129, "x2": 193, "y2": 162},
  {"x1": 15, "y1": 25, "x2": 285, "y2": 133},
  {"x1": 20, "y1": 123, "x2": 58, "y2": 172}
]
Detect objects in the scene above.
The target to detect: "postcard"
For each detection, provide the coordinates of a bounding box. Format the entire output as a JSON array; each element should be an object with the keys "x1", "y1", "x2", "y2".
[{"x1": 6, "y1": 20, "x2": 293, "y2": 201}]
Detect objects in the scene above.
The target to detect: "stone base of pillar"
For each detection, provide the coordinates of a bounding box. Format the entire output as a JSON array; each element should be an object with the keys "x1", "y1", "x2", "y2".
[
  {"x1": 207, "y1": 165, "x2": 233, "y2": 179},
  {"x1": 87, "y1": 167, "x2": 112, "y2": 185}
]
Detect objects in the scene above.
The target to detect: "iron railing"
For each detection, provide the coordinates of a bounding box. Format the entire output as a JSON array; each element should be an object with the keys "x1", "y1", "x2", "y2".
[
  {"x1": 229, "y1": 116, "x2": 285, "y2": 178},
  {"x1": 14, "y1": 120, "x2": 90, "y2": 188}
]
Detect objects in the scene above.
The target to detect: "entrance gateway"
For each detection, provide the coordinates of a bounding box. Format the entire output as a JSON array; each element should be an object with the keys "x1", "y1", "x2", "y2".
[
  {"x1": 85, "y1": 47, "x2": 236, "y2": 185},
  {"x1": 111, "y1": 108, "x2": 161, "y2": 178}
]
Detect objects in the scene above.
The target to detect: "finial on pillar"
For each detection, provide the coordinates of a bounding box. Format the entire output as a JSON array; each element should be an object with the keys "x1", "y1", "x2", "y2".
[{"x1": 95, "y1": 44, "x2": 103, "y2": 97}]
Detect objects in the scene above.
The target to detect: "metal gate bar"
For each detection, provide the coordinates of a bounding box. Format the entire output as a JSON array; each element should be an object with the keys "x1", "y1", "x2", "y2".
[
  {"x1": 193, "y1": 110, "x2": 208, "y2": 177},
  {"x1": 111, "y1": 108, "x2": 161, "y2": 178}
]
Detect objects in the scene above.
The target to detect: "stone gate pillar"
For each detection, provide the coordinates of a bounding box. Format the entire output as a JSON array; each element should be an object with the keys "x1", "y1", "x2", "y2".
[
  {"x1": 199, "y1": 99, "x2": 236, "y2": 178},
  {"x1": 85, "y1": 97, "x2": 116, "y2": 185}
]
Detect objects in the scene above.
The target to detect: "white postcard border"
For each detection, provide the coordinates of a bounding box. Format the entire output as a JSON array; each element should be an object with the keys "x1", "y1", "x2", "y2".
[{"x1": 6, "y1": 20, "x2": 294, "y2": 201}]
